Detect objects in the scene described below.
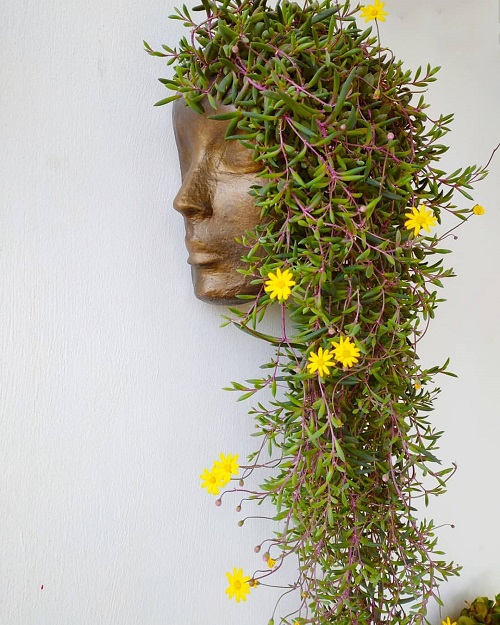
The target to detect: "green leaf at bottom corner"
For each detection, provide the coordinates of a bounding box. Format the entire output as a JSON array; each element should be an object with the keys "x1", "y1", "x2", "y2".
[{"x1": 458, "y1": 617, "x2": 477, "y2": 625}]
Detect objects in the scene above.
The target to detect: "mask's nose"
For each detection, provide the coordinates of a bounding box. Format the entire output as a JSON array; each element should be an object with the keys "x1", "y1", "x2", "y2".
[{"x1": 173, "y1": 168, "x2": 213, "y2": 219}]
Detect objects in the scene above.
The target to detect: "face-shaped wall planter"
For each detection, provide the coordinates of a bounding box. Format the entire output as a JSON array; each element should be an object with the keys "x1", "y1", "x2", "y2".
[{"x1": 172, "y1": 99, "x2": 262, "y2": 304}]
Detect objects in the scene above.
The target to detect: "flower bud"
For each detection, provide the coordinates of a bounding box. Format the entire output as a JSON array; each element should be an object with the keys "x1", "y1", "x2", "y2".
[{"x1": 215, "y1": 498, "x2": 222, "y2": 507}]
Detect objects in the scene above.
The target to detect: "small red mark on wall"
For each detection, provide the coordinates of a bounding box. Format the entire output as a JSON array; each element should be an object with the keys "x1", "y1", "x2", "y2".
[{"x1": 40, "y1": 585, "x2": 44, "y2": 590}]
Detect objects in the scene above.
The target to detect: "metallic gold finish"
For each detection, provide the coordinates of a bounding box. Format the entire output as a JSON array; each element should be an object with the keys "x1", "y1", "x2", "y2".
[{"x1": 172, "y1": 98, "x2": 262, "y2": 304}]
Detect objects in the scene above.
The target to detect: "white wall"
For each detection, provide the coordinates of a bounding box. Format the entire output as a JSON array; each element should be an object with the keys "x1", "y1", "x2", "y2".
[{"x1": 1, "y1": 1, "x2": 499, "y2": 623}]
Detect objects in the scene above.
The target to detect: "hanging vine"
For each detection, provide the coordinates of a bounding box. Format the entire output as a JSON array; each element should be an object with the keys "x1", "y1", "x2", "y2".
[{"x1": 146, "y1": 1, "x2": 496, "y2": 623}]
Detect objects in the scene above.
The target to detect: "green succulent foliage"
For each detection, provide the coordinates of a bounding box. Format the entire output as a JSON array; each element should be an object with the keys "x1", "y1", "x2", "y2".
[
  {"x1": 147, "y1": 1, "x2": 491, "y2": 624},
  {"x1": 459, "y1": 596, "x2": 500, "y2": 625}
]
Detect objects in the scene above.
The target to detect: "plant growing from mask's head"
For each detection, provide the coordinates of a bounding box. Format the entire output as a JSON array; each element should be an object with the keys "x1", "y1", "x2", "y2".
[{"x1": 146, "y1": 1, "x2": 497, "y2": 623}]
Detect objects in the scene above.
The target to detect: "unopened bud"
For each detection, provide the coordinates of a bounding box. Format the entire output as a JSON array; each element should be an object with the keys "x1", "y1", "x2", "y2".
[
  {"x1": 387, "y1": 132, "x2": 394, "y2": 141},
  {"x1": 239, "y1": 479, "x2": 244, "y2": 487},
  {"x1": 238, "y1": 520, "x2": 244, "y2": 527},
  {"x1": 254, "y1": 545, "x2": 261, "y2": 553},
  {"x1": 235, "y1": 505, "x2": 242, "y2": 513},
  {"x1": 215, "y1": 498, "x2": 222, "y2": 507}
]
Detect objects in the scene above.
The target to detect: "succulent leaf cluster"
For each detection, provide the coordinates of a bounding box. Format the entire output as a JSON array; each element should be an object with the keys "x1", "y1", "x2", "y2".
[
  {"x1": 146, "y1": 1, "x2": 493, "y2": 624},
  {"x1": 459, "y1": 596, "x2": 500, "y2": 625}
]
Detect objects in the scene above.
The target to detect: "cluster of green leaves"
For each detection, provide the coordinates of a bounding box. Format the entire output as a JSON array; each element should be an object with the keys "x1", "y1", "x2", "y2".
[
  {"x1": 147, "y1": 1, "x2": 490, "y2": 624},
  {"x1": 458, "y1": 595, "x2": 500, "y2": 625}
]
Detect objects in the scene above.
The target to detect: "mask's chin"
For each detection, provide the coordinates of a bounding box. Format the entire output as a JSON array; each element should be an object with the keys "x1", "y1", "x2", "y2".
[{"x1": 191, "y1": 266, "x2": 259, "y2": 305}]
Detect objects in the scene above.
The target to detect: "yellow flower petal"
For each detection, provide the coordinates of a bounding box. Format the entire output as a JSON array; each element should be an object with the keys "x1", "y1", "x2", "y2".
[
  {"x1": 331, "y1": 336, "x2": 360, "y2": 369},
  {"x1": 404, "y1": 204, "x2": 437, "y2": 236},
  {"x1": 473, "y1": 204, "x2": 485, "y2": 215},
  {"x1": 225, "y1": 568, "x2": 251, "y2": 602},
  {"x1": 213, "y1": 453, "x2": 239, "y2": 485},
  {"x1": 360, "y1": 0, "x2": 388, "y2": 22},
  {"x1": 264, "y1": 267, "x2": 296, "y2": 302},
  {"x1": 307, "y1": 347, "x2": 336, "y2": 378},
  {"x1": 200, "y1": 468, "x2": 224, "y2": 495}
]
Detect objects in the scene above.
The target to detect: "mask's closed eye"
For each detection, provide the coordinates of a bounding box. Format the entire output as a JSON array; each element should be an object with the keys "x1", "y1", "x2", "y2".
[{"x1": 219, "y1": 139, "x2": 262, "y2": 175}]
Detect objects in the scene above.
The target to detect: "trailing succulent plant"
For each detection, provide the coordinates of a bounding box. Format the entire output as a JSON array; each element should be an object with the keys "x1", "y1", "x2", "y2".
[{"x1": 147, "y1": 1, "x2": 495, "y2": 624}]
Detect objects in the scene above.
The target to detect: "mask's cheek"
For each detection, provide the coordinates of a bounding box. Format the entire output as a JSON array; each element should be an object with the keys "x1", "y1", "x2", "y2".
[{"x1": 211, "y1": 174, "x2": 263, "y2": 233}]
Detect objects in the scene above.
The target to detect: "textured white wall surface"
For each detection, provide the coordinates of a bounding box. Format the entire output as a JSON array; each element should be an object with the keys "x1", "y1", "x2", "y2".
[{"x1": 1, "y1": 1, "x2": 499, "y2": 623}]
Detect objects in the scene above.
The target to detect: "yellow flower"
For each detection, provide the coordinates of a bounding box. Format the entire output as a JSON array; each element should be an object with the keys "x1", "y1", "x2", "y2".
[
  {"x1": 264, "y1": 267, "x2": 296, "y2": 301},
  {"x1": 307, "y1": 347, "x2": 336, "y2": 377},
  {"x1": 442, "y1": 617, "x2": 457, "y2": 625},
  {"x1": 213, "y1": 453, "x2": 239, "y2": 486},
  {"x1": 360, "y1": 0, "x2": 388, "y2": 22},
  {"x1": 225, "y1": 568, "x2": 251, "y2": 602},
  {"x1": 473, "y1": 204, "x2": 485, "y2": 215},
  {"x1": 200, "y1": 468, "x2": 225, "y2": 495},
  {"x1": 404, "y1": 204, "x2": 437, "y2": 236},
  {"x1": 413, "y1": 382, "x2": 422, "y2": 390},
  {"x1": 331, "y1": 336, "x2": 360, "y2": 369},
  {"x1": 267, "y1": 556, "x2": 276, "y2": 568}
]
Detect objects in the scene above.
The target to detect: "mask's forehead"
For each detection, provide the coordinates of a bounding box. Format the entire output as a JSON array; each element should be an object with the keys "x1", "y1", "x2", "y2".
[
  {"x1": 172, "y1": 98, "x2": 232, "y2": 147},
  {"x1": 173, "y1": 98, "x2": 261, "y2": 177}
]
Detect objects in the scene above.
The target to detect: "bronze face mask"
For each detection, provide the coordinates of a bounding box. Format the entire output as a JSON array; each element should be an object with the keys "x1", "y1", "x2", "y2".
[{"x1": 172, "y1": 99, "x2": 263, "y2": 304}]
